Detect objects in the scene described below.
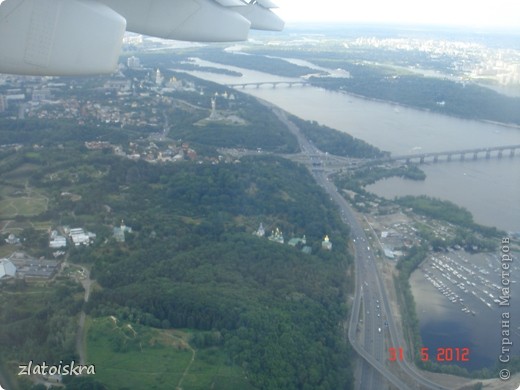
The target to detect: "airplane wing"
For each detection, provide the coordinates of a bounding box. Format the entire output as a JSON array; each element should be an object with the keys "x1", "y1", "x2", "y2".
[{"x1": 0, "y1": 0, "x2": 283, "y2": 76}]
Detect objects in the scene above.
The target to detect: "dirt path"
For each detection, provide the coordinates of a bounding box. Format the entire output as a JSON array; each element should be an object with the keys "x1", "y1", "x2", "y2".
[
  {"x1": 157, "y1": 332, "x2": 197, "y2": 390},
  {"x1": 0, "y1": 220, "x2": 12, "y2": 234},
  {"x1": 175, "y1": 345, "x2": 196, "y2": 390}
]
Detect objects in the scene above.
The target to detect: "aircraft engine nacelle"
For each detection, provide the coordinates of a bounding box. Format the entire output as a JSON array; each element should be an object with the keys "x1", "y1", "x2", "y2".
[
  {"x1": 0, "y1": 0, "x2": 126, "y2": 76},
  {"x1": 102, "y1": 0, "x2": 251, "y2": 42}
]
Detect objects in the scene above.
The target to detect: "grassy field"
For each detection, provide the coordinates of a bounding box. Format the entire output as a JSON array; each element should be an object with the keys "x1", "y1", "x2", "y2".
[
  {"x1": 0, "y1": 246, "x2": 14, "y2": 258},
  {"x1": 86, "y1": 317, "x2": 253, "y2": 390},
  {"x1": 0, "y1": 197, "x2": 48, "y2": 219},
  {"x1": 181, "y1": 349, "x2": 256, "y2": 390},
  {"x1": 0, "y1": 160, "x2": 49, "y2": 221},
  {"x1": 1, "y1": 163, "x2": 40, "y2": 184}
]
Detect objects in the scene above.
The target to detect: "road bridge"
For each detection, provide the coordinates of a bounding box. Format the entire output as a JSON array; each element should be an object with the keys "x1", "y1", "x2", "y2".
[
  {"x1": 284, "y1": 145, "x2": 520, "y2": 174},
  {"x1": 384, "y1": 144, "x2": 520, "y2": 164},
  {"x1": 226, "y1": 80, "x2": 309, "y2": 89}
]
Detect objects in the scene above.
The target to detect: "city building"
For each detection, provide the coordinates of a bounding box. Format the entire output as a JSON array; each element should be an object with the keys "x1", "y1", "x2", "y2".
[
  {"x1": 268, "y1": 228, "x2": 284, "y2": 244},
  {"x1": 155, "y1": 69, "x2": 164, "y2": 86},
  {"x1": 32, "y1": 88, "x2": 52, "y2": 102},
  {"x1": 113, "y1": 220, "x2": 133, "y2": 242},
  {"x1": 384, "y1": 248, "x2": 396, "y2": 260},
  {"x1": 0, "y1": 94, "x2": 6, "y2": 112},
  {"x1": 253, "y1": 223, "x2": 265, "y2": 237},
  {"x1": 103, "y1": 79, "x2": 132, "y2": 92},
  {"x1": 322, "y1": 235, "x2": 332, "y2": 251},
  {"x1": 0, "y1": 259, "x2": 16, "y2": 280},
  {"x1": 8, "y1": 252, "x2": 59, "y2": 280},
  {"x1": 288, "y1": 235, "x2": 307, "y2": 247},
  {"x1": 127, "y1": 56, "x2": 141, "y2": 69},
  {"x1": 69, "y1": 228, "x2": 96, "y2": 246},
  {"x1": 166, "y1": 76, "x2": 182, "y2": 90},
  {"x1": 49, "y1": 234, "x2": 67, "y2": 249},
  {"x1": 5, "y1": 233, "x2": 20, "y2": 245}
]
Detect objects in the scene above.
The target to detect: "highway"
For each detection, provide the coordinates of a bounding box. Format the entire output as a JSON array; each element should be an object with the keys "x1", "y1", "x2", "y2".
[
  {"x1": 314, "y1": 169, "x2": 409, "y2": 390},
  {"x1": 269, "y1": 104, "x2": 450, "y2": 390},
  {"x1": 315, "y1": 168, "x2": 450, "y2": 390}
]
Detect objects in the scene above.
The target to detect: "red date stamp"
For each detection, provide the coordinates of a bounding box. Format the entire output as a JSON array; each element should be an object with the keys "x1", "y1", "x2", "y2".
[
  {"x1": 388, "y1": 347, "x2": 470, "y2": 362},
  {"x1": 421, "y1": 347, "x2": 469, "y2": 362},
  {"x1": 388, "y1": 347, "x2": 404, "y2": 361}
]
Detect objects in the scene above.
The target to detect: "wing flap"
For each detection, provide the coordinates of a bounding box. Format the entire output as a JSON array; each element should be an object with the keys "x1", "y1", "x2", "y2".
[
  {"x1": 213, "y1": 0, "x2": 245, "y2": 7},
  {"x1": 102, "y1": 0, "x2": 251, "y2": 42},
  {"x1": 256, "y1": 0, "x2": 279, "y2": 9}
]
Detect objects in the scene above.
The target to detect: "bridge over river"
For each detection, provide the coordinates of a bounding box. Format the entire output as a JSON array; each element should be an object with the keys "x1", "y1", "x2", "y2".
[
  {"x1": 226, "y1": 80, "x2": 309, "y2": 89},
  {"x1": 381, "y1": 144, "x2": 520, "y2": 164},
  {"x1": 282, "y1": 144, "x2": 520, "y2": 174}
]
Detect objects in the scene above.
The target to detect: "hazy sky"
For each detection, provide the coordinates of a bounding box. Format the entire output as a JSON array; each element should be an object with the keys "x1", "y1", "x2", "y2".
[{"x1": 275, "y1": 0, "x2": 520, "y2": 29}]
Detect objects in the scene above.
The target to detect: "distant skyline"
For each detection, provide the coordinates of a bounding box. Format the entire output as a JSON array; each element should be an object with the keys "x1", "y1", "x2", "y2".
[{"x1": 275, "y1": 0, "x2": 520, "y2": 29}]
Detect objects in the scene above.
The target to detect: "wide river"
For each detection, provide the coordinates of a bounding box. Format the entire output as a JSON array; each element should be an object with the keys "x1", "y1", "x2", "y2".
[{"x1": 182, "y1": 58, "x2": 520, "y2": 232}]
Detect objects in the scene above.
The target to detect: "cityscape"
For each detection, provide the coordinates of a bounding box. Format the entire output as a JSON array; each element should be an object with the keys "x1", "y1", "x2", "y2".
[{"x1": 1, "y1": 22, "x2": 519, "y2": 390}]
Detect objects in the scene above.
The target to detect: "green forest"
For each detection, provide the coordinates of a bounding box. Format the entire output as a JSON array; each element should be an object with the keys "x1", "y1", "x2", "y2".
[
  {"x1": 84, "y1": 156, "x2": 354, "y2": 389},
  {"x1": 287, "y1": 115, "x2": 386, "y2": 159},
  {"x1": 396, "y1": 195, "x2": 503, "y2": 245},
  {"x1": 0, "y1": 112, "x2": 354, "y2": 389},
  {"x1": 310, "y1": 67, "x2": 520, "y2": 125}
]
